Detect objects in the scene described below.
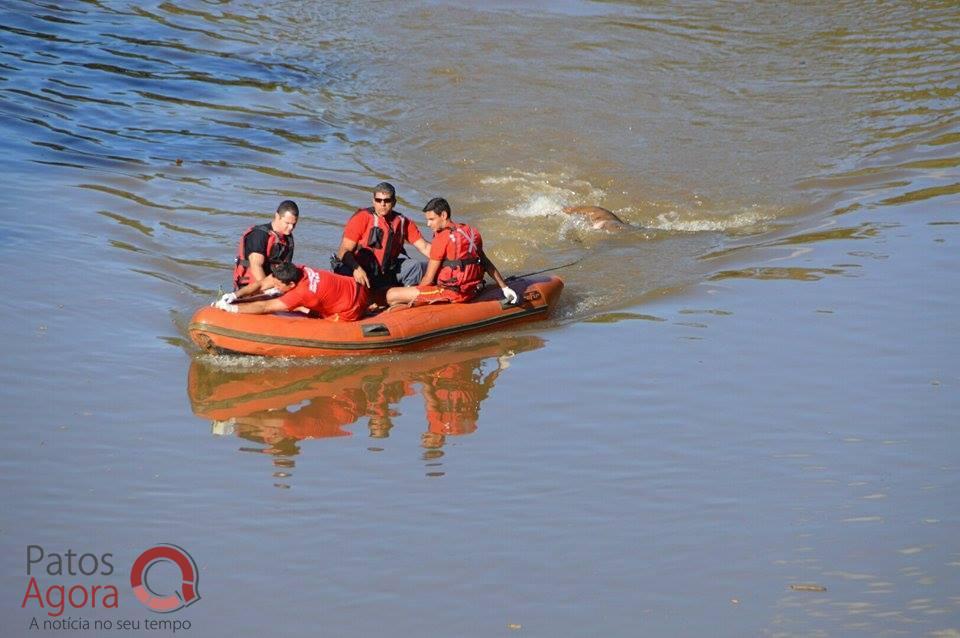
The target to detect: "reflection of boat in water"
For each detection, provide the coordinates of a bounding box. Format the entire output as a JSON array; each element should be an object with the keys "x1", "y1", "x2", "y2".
[
  {"x1": 187, "y1": 335, "x2": 545, "y2": 459},
  {"x1": 188, "y1": 276, "x2": 562, "y2": 357}
]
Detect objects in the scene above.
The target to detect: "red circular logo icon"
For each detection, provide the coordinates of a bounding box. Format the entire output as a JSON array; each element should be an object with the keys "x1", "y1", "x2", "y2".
[{"x1": 130, "y1": 544, "x2": 200, "y2": 613}]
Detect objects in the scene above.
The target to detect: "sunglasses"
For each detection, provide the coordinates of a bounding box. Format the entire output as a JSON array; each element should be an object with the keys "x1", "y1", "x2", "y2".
[{"x1": 374, "y1": 197, "x2": 394, "y2": 204}]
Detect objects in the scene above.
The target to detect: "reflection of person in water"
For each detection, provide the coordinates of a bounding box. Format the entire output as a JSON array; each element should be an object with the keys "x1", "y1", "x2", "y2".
[
  {"x1": 226, "y1": 377, "x2": 417, "y2": 453},
  {"x1": 189, "y1": 337, "x2": 544, "y2": 464},
  {"x1": 416, "y1": 353, "x2": 511, "y2": 449},
  {"x1": 192, "y1": 361, "x2": 419, "y2": 457},
  {"x1": 214, "y1": 386, "x2": 366, "y2": 457},
  {"x1": 362, "y1": 374, "x2": 417, "y2": 439}
]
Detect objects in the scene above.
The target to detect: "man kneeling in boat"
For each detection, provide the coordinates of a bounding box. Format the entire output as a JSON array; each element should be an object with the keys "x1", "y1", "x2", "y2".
[
  {"x1": 215, "y1": 262, "x2": 369, "y2": 321},
  {"x1": 233, "y1": 199, "x2": 300, "y2": 289},
  {"x1": 385, "y1": 197, "x2": 519, "y2": 307}
]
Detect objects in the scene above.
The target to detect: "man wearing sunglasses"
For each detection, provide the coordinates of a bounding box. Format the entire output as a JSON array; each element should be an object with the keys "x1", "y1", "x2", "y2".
[{"x1": 332, "y1": 182, "x2": 430, "y2": 292}]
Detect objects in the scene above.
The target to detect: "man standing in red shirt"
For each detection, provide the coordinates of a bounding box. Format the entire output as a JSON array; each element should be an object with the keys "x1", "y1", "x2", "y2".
[
  {"x1": 332, "y1": 182, "x2": 431, "y2": 292},
  {"x1": 216, "y1": 262, "x2": 369, "y2": 322},
  {"x1": 386, "y1": 197, "x2": 519, "y2": 307}
]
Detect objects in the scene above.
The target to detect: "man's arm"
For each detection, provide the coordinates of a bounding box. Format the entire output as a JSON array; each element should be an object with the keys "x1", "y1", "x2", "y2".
[
  {"x1": 482, "y1": 252, "x2": 518, "y2": 304},
  {"x1": 246, "y1": 252, "x2": 267, "y2": 282},
  {"x1": 241, "y1": 228, "x2": 271, "y2": 283},
  {"x1": 335, "y1": 236, "x2": 357, "y2": 261},
  {"x1": 481, "y1": 253, "x2": 508, "y2": 288},
  {"x1": 234, "y1": 298, "x2": 289, "y2": 314},
  {"x1": 412, "y1": 237, "x2": 431, "y2": 258},
  {"x1": 335, "y1": 236, "x2": 371, "y2": 288},
  {"x1": 405, "y1": 219, "x2": 431, "y2": 258},
  {"x1": 234, "y1": 275, "x2": 277, "y2": 300},
  {"x1": 419, "y1": 258, "x2": 443, "y2": 286}
]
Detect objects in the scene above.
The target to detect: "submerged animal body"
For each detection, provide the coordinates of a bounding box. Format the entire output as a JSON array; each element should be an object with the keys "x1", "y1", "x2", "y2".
[{"x1": 561, "y1": 206, "x2": 628, "y2": 231}]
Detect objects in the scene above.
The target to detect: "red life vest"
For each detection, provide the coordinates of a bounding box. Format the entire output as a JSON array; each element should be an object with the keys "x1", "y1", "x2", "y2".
[
  {"x1": 350, "y1": 208, "x2": 410, "y2": 277},
  {"x1": 437, "y1": 223, "x2": 484, "y2": 295},
  {"x1": 233, "y1": 223, "x2": 294, "y2": 288}
]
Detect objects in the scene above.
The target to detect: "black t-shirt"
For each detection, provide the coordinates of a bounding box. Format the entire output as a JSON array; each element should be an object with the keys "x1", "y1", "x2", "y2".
[{"x1": 243, "y1": 225, "x2": 272, "y2": 259}]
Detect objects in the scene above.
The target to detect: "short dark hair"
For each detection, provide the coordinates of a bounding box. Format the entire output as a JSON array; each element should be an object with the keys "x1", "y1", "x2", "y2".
[
  {"x1": 272, "y1": 262, "x2": 303, "y2": 284},
  {"x1": 276, "y1": 200, "x2": 300, "y2": 217},
  {"x1": 422, "y1": 197, "x2": 451, "y2": 217},
  {"x1": 372, "y1": 182, "x2": 396, "y2": 199}
]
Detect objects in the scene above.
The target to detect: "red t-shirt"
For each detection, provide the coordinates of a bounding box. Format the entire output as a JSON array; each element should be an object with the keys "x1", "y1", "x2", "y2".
[
  {"x1": 279, "y1": 266, "x2": 367, "y2": 321},
  {"x1": 343, "y1": 210, "x2": 423, "y2": 257}
]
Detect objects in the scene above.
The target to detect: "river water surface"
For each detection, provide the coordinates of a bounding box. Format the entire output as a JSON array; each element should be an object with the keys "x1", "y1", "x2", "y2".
[{"x1": 1, "y1": 1, "x2": 958, "y2": 636}]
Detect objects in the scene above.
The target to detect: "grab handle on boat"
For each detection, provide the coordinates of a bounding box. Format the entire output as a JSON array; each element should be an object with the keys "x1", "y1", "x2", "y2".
[{"x1": 362, "y1": 323, "x2": 391, "y2": 337}]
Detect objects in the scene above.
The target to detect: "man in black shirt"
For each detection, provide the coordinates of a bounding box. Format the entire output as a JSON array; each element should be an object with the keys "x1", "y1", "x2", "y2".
[{"x1": 233, "y1": 200, "x2": 299, "y2": 289}]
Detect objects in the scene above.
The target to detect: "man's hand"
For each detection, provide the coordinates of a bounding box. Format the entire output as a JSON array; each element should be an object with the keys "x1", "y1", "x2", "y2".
[
  {"x1": 215, "y1": 299, "x2": 239, "y2": 313},
  {"x1": 219, "y1": 292, "x2": 237, "y2": 305},
  {"x1": 501, "y1": 286, "x2": 519, "y2": 305},
  {"x1": 353, "y1": 266, "x2": 371, "y2": 288}
]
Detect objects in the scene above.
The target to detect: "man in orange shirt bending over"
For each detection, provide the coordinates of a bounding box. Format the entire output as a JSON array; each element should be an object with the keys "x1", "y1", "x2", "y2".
[
  {"x1": 386, "y1": 197, "x2": 519, "y2": 307},
  {"x1": 216, "y1": 262, "x2": 369, "y2": 321}
]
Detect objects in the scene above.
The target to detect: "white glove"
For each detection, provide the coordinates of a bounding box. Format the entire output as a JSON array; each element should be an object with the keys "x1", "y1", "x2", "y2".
[
  {"x1": 262, "y1": 287, "x2": 281, "y2": 297},
  {"x1": 501, "y1": 286, "x2": 519, "y2": 305},
  {"x1": 215, "y1": 299, "x2": 239, "y2": 313},
  {"x1": 211, "y1": 418, "x2": 236, "y2": 436},
  {"x1": 219, "y1": 292, "x2": 237, "y2": 304}
]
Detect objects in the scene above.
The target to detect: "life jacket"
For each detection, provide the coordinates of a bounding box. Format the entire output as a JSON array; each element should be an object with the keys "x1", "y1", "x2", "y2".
[
  {"x1": 233, "y1": 223, "x2": 294, "y2": 288},
  {"x1": 436, "y1": 222, "x2": 484, "y2": 295},
  {"x1": 350, "y1": 208, "x2": 410, "y2": 279}
]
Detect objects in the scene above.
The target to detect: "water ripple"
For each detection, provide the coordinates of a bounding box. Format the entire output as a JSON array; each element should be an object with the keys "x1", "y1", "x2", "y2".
[{"x1": 2, "y1": 0, "x2": 957, "y2": 319}]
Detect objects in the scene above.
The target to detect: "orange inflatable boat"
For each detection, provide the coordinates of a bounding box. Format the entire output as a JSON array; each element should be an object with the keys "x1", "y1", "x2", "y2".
[{"x1": 188, "y1": 275, "x2": 563, "y2": 357}]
